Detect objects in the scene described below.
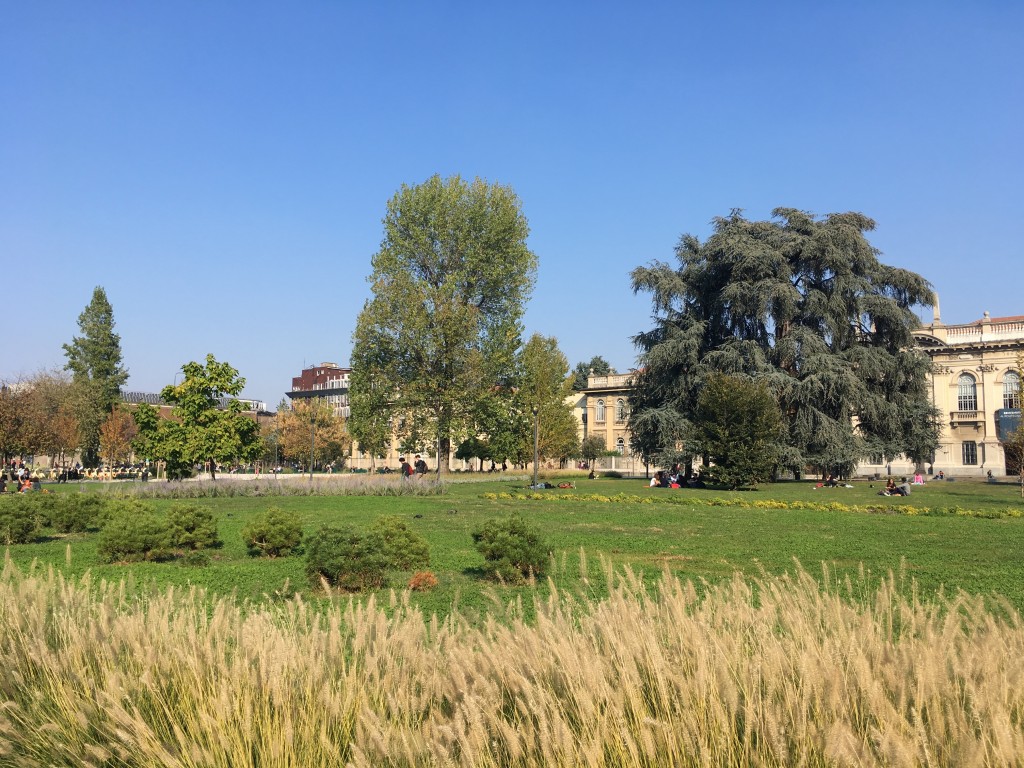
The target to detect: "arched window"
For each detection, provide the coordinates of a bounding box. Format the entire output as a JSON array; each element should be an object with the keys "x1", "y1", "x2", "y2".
[
  {"x1": 596, "y1": 399, "x2": 606, "y2": 422},
  {"x1": 615, "y1": 437, "x2": 625, "y2": 455},
  {"x1": 1004, "y1": 371, "x2": 1021, "y2": 409},
  {"x1": 958, "y1": 373, "x2": 977, "y2": 411},
  {"x1": 615, "y1": 399, "x2": 626, "y2": 422}
]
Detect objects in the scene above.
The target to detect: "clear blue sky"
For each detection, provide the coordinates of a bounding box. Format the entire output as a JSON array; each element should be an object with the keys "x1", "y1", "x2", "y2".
[{"x1": 3, "y1": 1, "x2": 1022, "y2": 405}]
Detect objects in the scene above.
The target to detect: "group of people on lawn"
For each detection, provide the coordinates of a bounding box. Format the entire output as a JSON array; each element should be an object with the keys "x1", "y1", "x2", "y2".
[
  {"x1": 649, "y1": 464, "x2": 706, "y2": 489},
  {"x1": 1, "y1": 461, "x2": 39, "y2": 493}
]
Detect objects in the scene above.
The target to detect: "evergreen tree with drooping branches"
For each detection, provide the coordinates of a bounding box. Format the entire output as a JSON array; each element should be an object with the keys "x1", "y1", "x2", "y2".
[{"x1": 630, "y1": 208, "x2": 939, "y2": 477}]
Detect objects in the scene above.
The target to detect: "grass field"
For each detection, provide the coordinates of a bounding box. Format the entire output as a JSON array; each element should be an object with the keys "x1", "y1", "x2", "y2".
[
  {"x1": 5, "y1": 475, "x2": 1024, "y2": 765},
  {"x1": 6, "y1": 474, "x2": 1024, "y2": 616}
]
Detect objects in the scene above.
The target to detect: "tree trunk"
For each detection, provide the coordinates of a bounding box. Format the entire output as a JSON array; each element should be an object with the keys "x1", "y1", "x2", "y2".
[{"x1": 439, "y1": 436, "x2": 451, "y2": 476}]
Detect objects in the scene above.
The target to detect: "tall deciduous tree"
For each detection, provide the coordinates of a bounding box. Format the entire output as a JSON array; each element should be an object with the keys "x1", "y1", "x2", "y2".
[
  {"x1": 63, "y1": 287, "x2": 128, "y2": 467},
  {"x1": 99, "y1": 406, "x2": 137, "y2": 468},
  {"x1": 0, "y1": 380, "x2": 27, "y2": 462},
  {"x1": 350, "y1": 175, "x2": 537, "y2": 474},
  {"x1": 276, "y1": 399, "x2": 350, "y2": 470},
  {"x1": 630, "y1": 209, "x2": 938, "y2": 476},
  {"x1": 518, "y1": 334, "x2": 579, "y2": 464},
  {"x1": 21, "y1": 371, "x2": 80, "y2": 466},
  {"x1": 133, "y1": 355, "x2": 260, "y2": 480}
]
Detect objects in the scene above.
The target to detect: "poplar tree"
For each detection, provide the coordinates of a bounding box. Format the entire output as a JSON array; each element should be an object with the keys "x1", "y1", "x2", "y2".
[
  {"x1": 350, "y1": 175, "x2": 537, "y2": 474},
  {"x1": 630, "y1": 208, "x2": 939, "y2": 476},
  {"x1": 63, "y1": 287, "x2": 128, "y2": 467}
]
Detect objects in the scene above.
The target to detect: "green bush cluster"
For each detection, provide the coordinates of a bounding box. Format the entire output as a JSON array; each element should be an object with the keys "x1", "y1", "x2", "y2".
[
  {"x1": 305, "y1": 516, "x2": 430, "y2": 591},
  {"x1": 0, "y1": 492, "x2": 108, "y2": 544},
  {"x1": 97, "y1": 500, "x2": 221, "y2": 564},
  {"x1": 241, "y1": 507, "x2": 303, "y2": 557},
  {"x1": 166, "y1": 504, "x2": 222, "y2": 549},
  {"x1": 0, "y1": 497, "x2": 38, "y2": 545},
  {"x1": 52, "y1": 494, "x2": 106, "y2": 533},
  {"x1": 472, "y1": 515, "x2": 548, "y2": 583},
  {"x1": 97, "y1": 505, "x2": 175, "y2": 563}
]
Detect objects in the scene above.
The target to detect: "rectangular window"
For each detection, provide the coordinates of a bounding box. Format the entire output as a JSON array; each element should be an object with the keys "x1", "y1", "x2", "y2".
[{"x1": 962, "y1": 441, "x2": 978, "y2": 466}]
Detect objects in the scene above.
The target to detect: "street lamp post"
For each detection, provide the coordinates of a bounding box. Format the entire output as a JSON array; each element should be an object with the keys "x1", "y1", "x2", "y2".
[{"x1": 532, "y1": 406, "x2": 539, "y2": 489}]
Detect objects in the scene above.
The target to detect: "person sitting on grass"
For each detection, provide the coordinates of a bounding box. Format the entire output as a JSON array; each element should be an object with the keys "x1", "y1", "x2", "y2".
[{"x1": 650, "y1": 470, "x2": 669, "y2": 488}]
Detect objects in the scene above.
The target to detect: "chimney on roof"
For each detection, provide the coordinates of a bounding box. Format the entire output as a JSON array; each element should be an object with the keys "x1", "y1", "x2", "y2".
[{"x1": 932, "y1": 291, "x2": 941, "y2": 325}]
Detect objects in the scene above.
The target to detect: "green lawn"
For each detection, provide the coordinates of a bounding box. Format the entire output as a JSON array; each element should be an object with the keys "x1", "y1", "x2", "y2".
[{"x1": 6, "y1": 475, "x2": 1024, "y2": 617}]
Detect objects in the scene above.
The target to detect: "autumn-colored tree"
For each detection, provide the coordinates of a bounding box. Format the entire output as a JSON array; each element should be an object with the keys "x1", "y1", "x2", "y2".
[
  {"x1": 277, "y1": 399, "x2": 350, "y2": 471},
  {"x1": 99, "y1": 406, "x2": 138, "y2": 468}
]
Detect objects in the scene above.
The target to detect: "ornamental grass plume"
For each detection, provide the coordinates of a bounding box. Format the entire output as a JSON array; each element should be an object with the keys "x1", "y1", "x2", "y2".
[{"x1": 1, "y1": 554, "x2": 1023, "y2": 766}]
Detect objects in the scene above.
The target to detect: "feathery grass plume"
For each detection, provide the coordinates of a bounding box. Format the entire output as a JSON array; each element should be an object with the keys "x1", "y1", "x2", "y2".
[{"x1": 2, "y1": 555, "x2": 1024, "y2": 765}]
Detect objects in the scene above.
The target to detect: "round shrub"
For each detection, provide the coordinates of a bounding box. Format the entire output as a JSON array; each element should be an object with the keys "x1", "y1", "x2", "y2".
[
  {"x1": 166, "y1": 504, "x2": 221, "y2": 550},
  {"x1": 97, "y1": 504, "x2": 173, "y2": 563},
  {"x1": 368, "y1": 516, "x2": 430, "y2": 571},
  {"x1": 472, "y1": 514, "x2": 548, "y2": 583},
  {"x1": 0, "y1": 496, "x2": 37, "y2": 545},
  {"x1": 242, "y1": 507, "x2": 303, "y2": 557},
  {"x1": 51, "y1": 494, "x2": 105, "y2": 534},
  {"x1": 305, "y1": 524, "x2": 390, "y2": 591}
]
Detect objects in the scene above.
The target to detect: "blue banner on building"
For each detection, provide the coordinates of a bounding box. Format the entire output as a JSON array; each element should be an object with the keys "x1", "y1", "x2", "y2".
[{"x1": 995, "y1": 408, "x2": 1022, "y2": 442}]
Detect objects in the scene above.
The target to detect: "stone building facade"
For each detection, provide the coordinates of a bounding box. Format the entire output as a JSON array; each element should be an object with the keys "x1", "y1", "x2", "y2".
[
  {"x1": 575, "y1": 311, "x2": 1024, "y2": 478},
  {"x1": 860, "y1": 311, "x2": 1023, "y2": 478}
]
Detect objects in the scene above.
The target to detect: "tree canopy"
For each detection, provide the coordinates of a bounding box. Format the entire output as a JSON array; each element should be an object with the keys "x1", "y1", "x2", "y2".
[
  {"x1": 629, "y1": 208, "x2": 939, "y2": 476},
  {"x1": 518, "y1": 334, "x2": 579, "y2": 463},
  {"x1": 63, "y1": 287, "x2": 128, "y2": 466},
  {"x1": 349, "y1": 174, "x2": 537, "y2": 473},
  {"x1": 133, "y1": 355, "x2": 260, "y2": 479},
  {"x1": 276, "y1": 399, "x2": 350, "y2": 470},
  {"x1": 571, "y1": 356, "x2": 616, "y2": 391}
]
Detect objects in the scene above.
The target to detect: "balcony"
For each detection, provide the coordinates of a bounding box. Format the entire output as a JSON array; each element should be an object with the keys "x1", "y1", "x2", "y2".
[
  {"x1": 950, "y1": 410, "x2": 982, "y2": 427},
  {"x1": 587, "y1": 373, "x2": 634, "y2": 390}
]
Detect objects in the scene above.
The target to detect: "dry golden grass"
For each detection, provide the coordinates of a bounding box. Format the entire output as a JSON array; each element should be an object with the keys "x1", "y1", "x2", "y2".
[{"x1": 1, "y1": 553, "x2": 1023, "y2": 767}]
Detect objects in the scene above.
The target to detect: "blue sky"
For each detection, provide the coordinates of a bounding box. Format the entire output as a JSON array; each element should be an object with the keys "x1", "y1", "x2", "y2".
[{"x1": 3, "y1": 1, "x2": 1022, "y2": 405}]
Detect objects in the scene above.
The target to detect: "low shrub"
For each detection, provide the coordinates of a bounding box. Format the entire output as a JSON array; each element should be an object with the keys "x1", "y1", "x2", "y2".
[
  {"x1": 305, "y1": 524, "x2": 390, "y2": 591},
  {"x1": 408, "y1": 571, "x2": 439, "y2": 591},
  {"x1": 97, "y1": 503, "x2": 173, "y2": 563},
  {"x1": 179, "y1": 551, "x2": 211, "y2": 567},
  {"x1": 305, "y1": 517, "x2": 430, "y2": 591},
  {"x1": 242, "y1": 507, "x2": 303, "y2": 557},
  {"x1": 51, "y1": 494, "x2": 105, "y2": 534},
  {"x1": 0, "y1": 497, "x2": 37, "y2": 545},
  {"x1": 369, "y1": 516, "x2": 430, "y2": 571},
  {"x1": 472, "y1": 515, "x2": 548, "y2": 583},
  {"x1": 166, "y1": 504, "x2": 221, "y2": 550}
]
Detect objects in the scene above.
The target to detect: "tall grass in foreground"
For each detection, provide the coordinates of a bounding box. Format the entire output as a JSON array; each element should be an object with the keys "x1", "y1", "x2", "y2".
[{"x1": 2, "y1": 556, "x2": 1023, "y2": 767}]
